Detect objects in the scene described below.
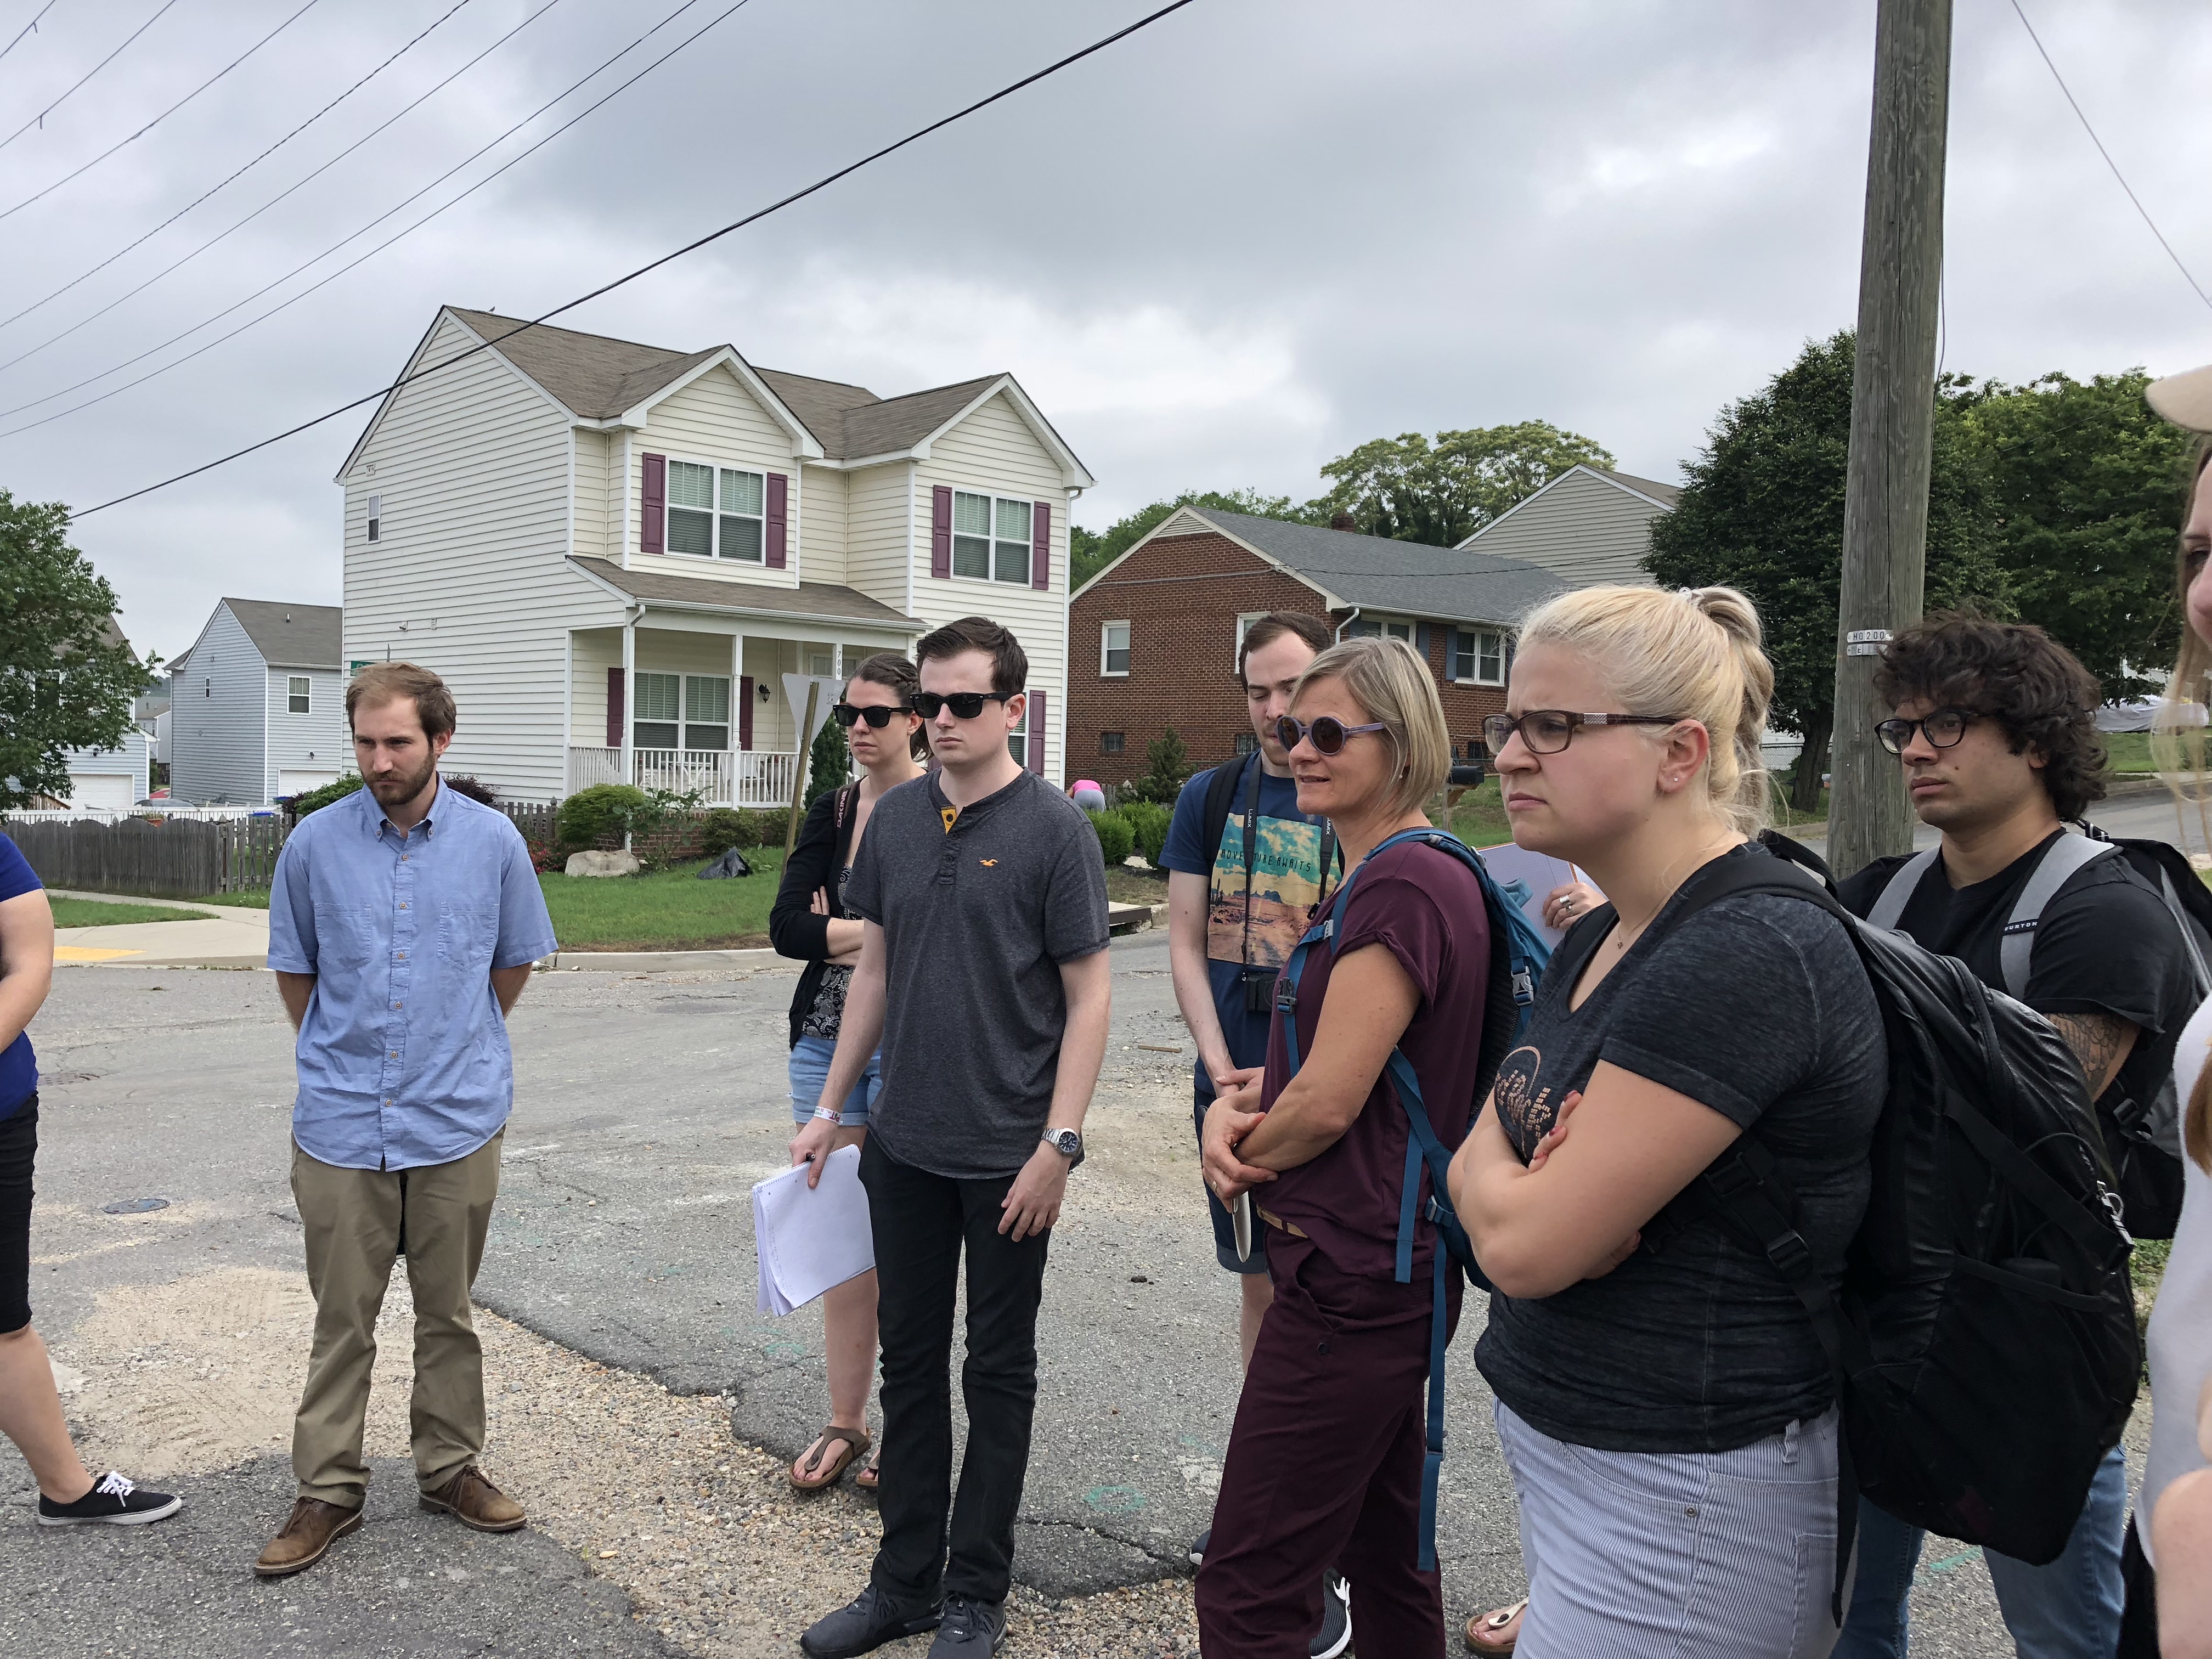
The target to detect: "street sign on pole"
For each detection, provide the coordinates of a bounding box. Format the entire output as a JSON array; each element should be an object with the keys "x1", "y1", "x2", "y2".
[{"x1": 1828, "y1": 0, "x2": 1953, "y2": 879}]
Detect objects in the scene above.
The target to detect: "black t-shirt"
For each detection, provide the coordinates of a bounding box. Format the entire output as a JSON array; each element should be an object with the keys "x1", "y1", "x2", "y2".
[
  {"x1": 1474, "y1": 844, "x2": 1889, "y2": 1454},
  {"x1": 1837, "y1": 832, "x2": 2197, "y2": 1125}
]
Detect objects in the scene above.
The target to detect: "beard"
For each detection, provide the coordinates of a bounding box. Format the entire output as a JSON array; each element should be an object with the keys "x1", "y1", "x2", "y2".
[{"x1": 366, "y1": 751, "x2": 438, "y2": 808}]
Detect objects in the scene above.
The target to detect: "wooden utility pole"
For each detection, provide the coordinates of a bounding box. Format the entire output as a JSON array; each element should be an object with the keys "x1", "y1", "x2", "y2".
[
  {"x1": 1827, "y1": 0, "x2": 1952, "y2": 879},
  {"x1": 785, "y1": 680, "x2": 821, "y2": 855}
]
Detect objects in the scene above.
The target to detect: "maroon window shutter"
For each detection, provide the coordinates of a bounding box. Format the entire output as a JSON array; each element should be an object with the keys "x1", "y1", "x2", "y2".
[
  {"x1": 1026, "y1": 689, "x2": 1046, "y2": 774},
  {"x1": 1031, "y1": 500, "x2": 1051, "y2": 590},
  {"x1": 606, "y1": 667, "x2": 625, "y2": 748},
  {"x1": 766, "y1": 472, "x2": 789, "y2": 569},
  {"x1": 738, "y1": 676, "x2": 754, "y2": 750},
  {"x1": 640, "y1": 453, "x2": 666, "y2": 554},
  {"x1": 930, "y1": 485, "x2": 952, "y2": 579}
]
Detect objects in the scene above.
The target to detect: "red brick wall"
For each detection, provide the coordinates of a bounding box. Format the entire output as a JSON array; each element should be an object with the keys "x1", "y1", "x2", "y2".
[{"x1": 1068, "y1": 530, "x2": 1512, "y2": 786}]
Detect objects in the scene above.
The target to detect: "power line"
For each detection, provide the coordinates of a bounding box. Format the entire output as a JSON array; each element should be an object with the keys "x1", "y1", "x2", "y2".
[
  {"x1": 0, "y1": 0, "x2": 330, "y2": 223},
  {"x1": 0, "y1": 0, "x2": 476, "y2": 334},
  {"x1": 0, "y1": 1, "x2": 62, "y2": 69},
  {"x1": 0, "y1": 0, "x2": 179, "y2": 153},
  {"x1": 0, "y1": 0, "x2": 569, "y2": 369},
  {"x1": 0, "y1": 0, "x2": 709, "y2": 415},
  {"x1": 68, "y1": 0, "x2": 1201, "y2": 518},
  {"x1": 2007, "y1": 0, "x2": 2212, "y2": 314}
]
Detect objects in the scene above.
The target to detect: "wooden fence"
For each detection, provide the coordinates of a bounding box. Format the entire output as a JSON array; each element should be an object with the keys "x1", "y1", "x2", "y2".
[
  {"x1": 2, "y1": 814, "x2": 288, "y2": 897},
  {"x1": 497, "y1": 801, "x2": 556, "y2": 847}
]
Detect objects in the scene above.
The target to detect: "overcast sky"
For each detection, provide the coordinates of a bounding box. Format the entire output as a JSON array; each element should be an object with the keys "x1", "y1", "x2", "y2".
[{"x1": 1, "y1": 0, "x2": 2207, "y2": 662}]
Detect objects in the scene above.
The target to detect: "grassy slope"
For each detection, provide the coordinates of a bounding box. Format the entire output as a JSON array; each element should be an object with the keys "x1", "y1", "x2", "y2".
[
  {"x1": 540, "y1": 849, "x2": 787, "y2": 950},
  {"x1": 48, "y1": 897, "x2": 208, "y2": 928}
]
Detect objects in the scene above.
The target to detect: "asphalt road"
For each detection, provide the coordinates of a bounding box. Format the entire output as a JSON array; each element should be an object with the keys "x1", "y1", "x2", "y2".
[{"x1": 9, "y1": 846, "x2": 2170, "y2": 1652}]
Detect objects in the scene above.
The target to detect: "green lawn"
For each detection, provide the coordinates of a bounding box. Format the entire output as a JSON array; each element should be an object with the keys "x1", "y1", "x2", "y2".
[
  {"x1": 540, "y1": 849, "x2": 787, "y2": 951},
  {"x1": 48, "y1": 896, "x2": 208, "y2": 928},
  {"x1": 1442, "y1": 777, "x2": 1511, "y2": 849},
  {"x1": 2105, "y1": 731, "x2": 2157, "y2": 774}
]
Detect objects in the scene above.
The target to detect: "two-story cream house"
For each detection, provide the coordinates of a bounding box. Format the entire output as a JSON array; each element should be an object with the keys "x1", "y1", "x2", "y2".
[{"x1": 338, "y1": 307, "x2": 1093, "y2": 804}]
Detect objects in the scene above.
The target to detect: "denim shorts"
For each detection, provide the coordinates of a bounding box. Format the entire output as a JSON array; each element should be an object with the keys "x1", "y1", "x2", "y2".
[{"x1": 788, "y1": 1034, "x2": 881, "y2": 1128}]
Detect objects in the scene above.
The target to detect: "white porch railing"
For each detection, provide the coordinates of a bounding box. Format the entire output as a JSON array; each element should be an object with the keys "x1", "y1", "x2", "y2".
[{"x1": 566, "y1": 747, "x2": 800, "y2": 808}]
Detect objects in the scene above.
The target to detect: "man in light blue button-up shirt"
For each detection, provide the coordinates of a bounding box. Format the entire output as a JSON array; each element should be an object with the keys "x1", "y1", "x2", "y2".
[{"x1": 256, "y1": 664, "x2": 556, "y2": 1581}]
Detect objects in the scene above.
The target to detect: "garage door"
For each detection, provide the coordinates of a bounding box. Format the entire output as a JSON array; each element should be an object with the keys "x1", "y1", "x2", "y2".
[
  {"x1": 278, "y1": 770, "x2": 341, "y2": 798},
  {"x1": 69, "y1": 773, "x2": 136, "y2": 810}
]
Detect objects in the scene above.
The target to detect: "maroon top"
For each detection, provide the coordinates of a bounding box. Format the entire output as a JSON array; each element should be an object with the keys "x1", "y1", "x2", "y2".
[{"x1": 1258, "y1": 839, "x2": 1492, "y2": 1278}]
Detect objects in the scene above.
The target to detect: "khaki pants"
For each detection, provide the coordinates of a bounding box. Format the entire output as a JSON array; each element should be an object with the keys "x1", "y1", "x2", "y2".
[{"x1": 289, "y1": 1133, "x2": 503, "y2": 1508}]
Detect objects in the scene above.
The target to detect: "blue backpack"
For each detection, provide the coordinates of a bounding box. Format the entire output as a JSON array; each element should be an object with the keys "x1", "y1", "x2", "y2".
[{"x1": 1276, "y1": 827, "x2": 1554, "y2": 1568}]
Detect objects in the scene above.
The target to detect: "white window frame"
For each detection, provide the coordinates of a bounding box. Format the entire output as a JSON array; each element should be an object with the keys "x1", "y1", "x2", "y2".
[
  {"x1": 1451, "y1": 627, "x2": 1506, "y2": 687},
  {"x1": 632, "y1": 672, "x2": 733, "y2": 752},
  {"x1": 951, "y1": 490, "x2": 1034, "y2": 585},
  {"x1": 286, "y1": 676, "x2": 311, "y2": 715},
  {"x1": 1346, "y1": 614, "x2": 1414, "y2": 644},
  {"x1": 661, "y1": 455, "x2": 767, "y2": 564},
  {"x1": 365, "y1": 493, "x2": 381, "y2": 544},
  {"x1": 1100, "y1": 620, "x2": 1130, "y2": 678},
  {"x1": 1234, "y1": 612, "x2": 1266, "y2": 668}
]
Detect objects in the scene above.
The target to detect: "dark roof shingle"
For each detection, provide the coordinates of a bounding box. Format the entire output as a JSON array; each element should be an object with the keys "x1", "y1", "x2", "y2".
[
  {"x1": 223, "y1": 599, "x2": 343, "y2": 669},
  {"x1": 567, "y1": 558, "x2": 920, "y2": 629}
]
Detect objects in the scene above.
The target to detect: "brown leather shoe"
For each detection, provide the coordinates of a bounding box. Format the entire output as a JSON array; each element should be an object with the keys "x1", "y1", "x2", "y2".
[
  {"x1": 253, "y1": 1497, "x2": 362, "y2": 1578},
  {"x1": 418, "y1": 1466, "x2": 524, "y2": 1533}
]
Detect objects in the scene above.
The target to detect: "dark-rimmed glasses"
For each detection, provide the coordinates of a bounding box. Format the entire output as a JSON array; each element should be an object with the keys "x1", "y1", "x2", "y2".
[
  {"x1": 832, "y1": 702, "x2": 912, "y2": 729},
  {"x1": 912, "y1": 691, "x2": 1009, "y2": 720},
  {"x1": 1482, "y1": 711, "x2": 1685, "y2": 755},
  {"x1": 1875, "y1": 708, "x2": 1979, "y2": 756},
  {"x1": 1276, "y1": 714, "x2": 1390, "y2": 755}
]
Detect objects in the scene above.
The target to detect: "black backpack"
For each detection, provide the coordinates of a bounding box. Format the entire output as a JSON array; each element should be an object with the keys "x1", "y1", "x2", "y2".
[
  {"x1": 1566, "y1": 842, "x2": 2141, "y2": 1615},
  {"x1": 1865, "y1": 825, "x2": 2207, "y2": 1238}
]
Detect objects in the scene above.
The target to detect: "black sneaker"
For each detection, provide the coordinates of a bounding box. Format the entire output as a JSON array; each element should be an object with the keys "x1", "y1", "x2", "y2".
[
  {"x1": 798, "y1": 1585, "x2": 941, "y2": 1658},
  {"x1": 929, "y1": 1595, "x2": 1007, "y2": 1654},
  {"x1": 1189, "y1": 1525, "x2": 1210, "y2": 1566},
  {"x1": 1311, "y1": 1571, "x2": 1351, "y2": 1659},
  {"x1": 38, "y1": 1471, "x2": 183, "y2": 1527}
]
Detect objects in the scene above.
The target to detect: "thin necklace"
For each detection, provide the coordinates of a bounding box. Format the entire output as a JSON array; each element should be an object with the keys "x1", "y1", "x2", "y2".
[{"x1": 1605, "y1": 834, "x2": 1741, "y2": 953}]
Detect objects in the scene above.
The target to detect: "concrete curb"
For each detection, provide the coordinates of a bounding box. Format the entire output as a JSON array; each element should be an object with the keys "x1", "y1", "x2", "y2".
[{"x1": 547, "y1": 947, "x2": 791, "y2": 973}]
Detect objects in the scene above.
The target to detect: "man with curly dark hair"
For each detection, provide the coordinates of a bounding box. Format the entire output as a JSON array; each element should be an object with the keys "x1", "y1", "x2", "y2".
[{"x1": 1833, "y1": 612, "x2": 2199, "y2": 1659}]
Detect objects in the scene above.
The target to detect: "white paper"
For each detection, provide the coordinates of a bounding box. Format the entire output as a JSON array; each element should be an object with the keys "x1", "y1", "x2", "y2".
[
  {"x1": 1476, "y1": 842, "x2": 1601, "y2": 948},
  {"x1": 752, "y1": 1144, "x2": 875, "y2": 1316}
]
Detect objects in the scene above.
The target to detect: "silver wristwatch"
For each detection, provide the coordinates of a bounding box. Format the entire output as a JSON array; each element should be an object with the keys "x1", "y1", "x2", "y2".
[{"x1": 1041, "y1": 1127, "x2": 1084, "y2": 1169}]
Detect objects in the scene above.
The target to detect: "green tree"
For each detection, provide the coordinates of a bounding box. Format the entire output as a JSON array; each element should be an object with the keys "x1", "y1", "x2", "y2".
[
  {"x1": 1959, "y1": 370, "x2": 2195, "y2": 699},
  {"x1": 1645, "y1": 332, "x2": 2004, "y2": 811},
  {"x1": 1124, "y1": 725, "x2": 1192, "y2": 805},
  {"x1": 0, "y1": 492, "x2": 150, "y2": 809},
  {"x1": 1071, "y1": 488, "x2": 1317, "y2": 592},
  {"x1": 1315, "y1": 421, "x2": 1616, "y2": 547},
  {"x1": 804, "y1": 712, "x2": 849, "y2": 807}
]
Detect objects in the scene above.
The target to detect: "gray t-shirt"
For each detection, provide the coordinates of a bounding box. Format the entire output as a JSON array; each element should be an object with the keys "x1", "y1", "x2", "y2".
[
  {"x1": 844, "y1": 768, "x2": 1111, "y2": 1180},
  {"x1": 1474, "y1": 845, "x2": 1887, "y2": 1453}
]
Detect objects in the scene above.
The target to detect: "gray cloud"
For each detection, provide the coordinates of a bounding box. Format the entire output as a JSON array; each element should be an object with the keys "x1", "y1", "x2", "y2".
[{"x1": 0, "y1": 0, "x2": 2205, "y2": 661}]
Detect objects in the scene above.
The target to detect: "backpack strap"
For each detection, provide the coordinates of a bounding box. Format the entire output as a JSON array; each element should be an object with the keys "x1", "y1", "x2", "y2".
[
  {"x1": 1866, "y1": 847, "x2": 1940, "y2": 931},
  {"x1": 1998, "y1": 835, "x2": 2121, "y2": 1000},
  {"x1": 1200, "y1": 754, "x2": 1257, "y2": 890}
]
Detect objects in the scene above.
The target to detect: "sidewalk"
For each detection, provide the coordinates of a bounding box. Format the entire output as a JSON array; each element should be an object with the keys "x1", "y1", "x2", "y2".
[{"x1": 48, "y1": 890, "x2": 269, "y2": 969}]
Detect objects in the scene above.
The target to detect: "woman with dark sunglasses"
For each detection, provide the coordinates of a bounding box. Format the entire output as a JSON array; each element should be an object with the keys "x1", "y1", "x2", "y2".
[
  {"x1": 770, "y1": 653, "x2": 926, "y2": 1494},
  {"x1": 1195, "y1": 635, "x2": 1494, "y2": 1657}
]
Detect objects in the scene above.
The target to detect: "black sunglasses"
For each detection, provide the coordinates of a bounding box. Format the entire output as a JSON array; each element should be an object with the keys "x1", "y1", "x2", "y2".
[
  {"x1": 1875, "y1": 708, "x2": 1979, "y2": 756},
  {"x1": 1482, "y1": 710, "x2": 1685, "y2": 756},
  {"x1": 1276, "y1": 714, "x2": 1389, "y2": 755},
  {"x1": 832, "y1": 702, "x2": 911, "y2": 729},
  {"x1": 912, "y1": 691, "x2": 1010, "y2": 720}
]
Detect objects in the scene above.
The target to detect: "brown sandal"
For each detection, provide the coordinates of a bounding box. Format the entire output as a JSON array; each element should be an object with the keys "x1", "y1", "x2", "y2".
[
  {"x1": 788, "y1": 1425, "x2": 871, "y2": 1492},
  {"x1": 1465, "y1": 1598, "x2": 1526, "y2": 1654},
  {"x1": 854, "y1": 1444, "x2": 882, "y2": 1492}
]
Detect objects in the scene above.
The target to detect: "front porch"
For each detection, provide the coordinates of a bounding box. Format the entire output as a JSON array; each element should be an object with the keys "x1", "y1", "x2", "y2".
[{"x1": 565, "y1": 744, "x2": 801, "y2": 808}]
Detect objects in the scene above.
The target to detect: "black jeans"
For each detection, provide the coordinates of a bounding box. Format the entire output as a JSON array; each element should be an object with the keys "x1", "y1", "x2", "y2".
[
  {"x1": 859, "y1": 1134, "x2": 1051, "y2": 1607},
  {"x1": 0, "y1": 1096, "x2": 37, "y2": 1335}
]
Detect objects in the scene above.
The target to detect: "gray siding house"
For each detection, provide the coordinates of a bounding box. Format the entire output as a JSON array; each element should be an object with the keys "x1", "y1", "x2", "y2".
[
  {"x1": 170, "y1": 600, "x2": 347, "y2": 804},
  {"x1": 1457, "y1": 464, "x2": 1681, "y2": 588}
]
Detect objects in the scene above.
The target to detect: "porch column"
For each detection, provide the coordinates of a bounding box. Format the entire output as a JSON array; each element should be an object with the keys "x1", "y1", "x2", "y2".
[
  {"x1": 730, "y1": 630, "x2": 745, "y2": 746},
  {"x1": 621, "y1": 607, "x2": 639, "y2": 787}
]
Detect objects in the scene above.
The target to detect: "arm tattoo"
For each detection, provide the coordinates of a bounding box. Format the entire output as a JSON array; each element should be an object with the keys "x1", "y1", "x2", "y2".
[{"x1": 2046, "y1": 1012, "x2": 2138, "y2": 1102}]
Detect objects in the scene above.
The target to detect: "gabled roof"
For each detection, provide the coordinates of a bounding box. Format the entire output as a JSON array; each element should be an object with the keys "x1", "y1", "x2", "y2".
[
  {"x1": 221, "y1": 599, "x2": 343, "y2": 670},
  {"x1": 567, "y1": 557, "x2": 921, "y2": 630},
  {"x1": 1084, "y1": 507, "x2": 1563, "y2": 627},
  {"x1": 1455, "y1": 462, "x2": 1681, "y2": 550},
  {"x1": 445, "y1": 308, "x2": 715, "y2": 419}
]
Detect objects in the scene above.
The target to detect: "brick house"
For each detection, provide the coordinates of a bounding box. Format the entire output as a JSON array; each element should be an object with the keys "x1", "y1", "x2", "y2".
[{"x1": 1068, "y1": 506, "x2": 1564, "y2": 786}]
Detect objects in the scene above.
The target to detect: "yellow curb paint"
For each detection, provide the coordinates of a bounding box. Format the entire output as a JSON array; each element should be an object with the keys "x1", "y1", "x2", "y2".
[{"x1": 54, "y1": 946, "x2": 144, "y2": 962}]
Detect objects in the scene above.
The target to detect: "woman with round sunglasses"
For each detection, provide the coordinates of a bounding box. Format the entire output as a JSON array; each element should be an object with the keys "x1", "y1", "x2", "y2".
[
  {"x1": 771, "y1": 653, "x2": 927, "y2": 1493},
  {"x1": 1445, "y1": 584, "x2": 1884, "y2": 1658},
  {"x1": 1195, "y1": 635, "x2": 1494, "y2": 1657}
]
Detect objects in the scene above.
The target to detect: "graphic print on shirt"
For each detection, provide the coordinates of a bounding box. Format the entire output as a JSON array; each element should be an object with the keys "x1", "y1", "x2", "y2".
[
  {"x1": 1206, "y1": 811, "x2": 1328, "y2": 970},
  {"x1": 1489, "y1": 1044, "x2": 1558, "y2": 1157}
]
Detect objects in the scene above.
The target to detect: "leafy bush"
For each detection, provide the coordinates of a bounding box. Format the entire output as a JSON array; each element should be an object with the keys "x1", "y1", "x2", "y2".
[
  {"x1": 1122, "y1": 726, "x2": 1192, "y2": 805},
  {"x1": 291, "y1": 774, "x2": 364, "y2": 817},
  {"x1": 557, "y1": 783, "x2": 651, "y2": 850},
  {"x1": 1087, "y1": 807, "x2": 1135, "y2": 868},
  {"x1": 699, "y1": 807, "x2": 757, "y2": 856},
  {"x1": 804, "y1": 715, "x2": 850, "y2": 808},
  {"x1": 442, "y1": 774, "x2": 498, "y2": 805},
  {"x1": 1120, "y1": 799, "x2": 1172, "y2": 868}
]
